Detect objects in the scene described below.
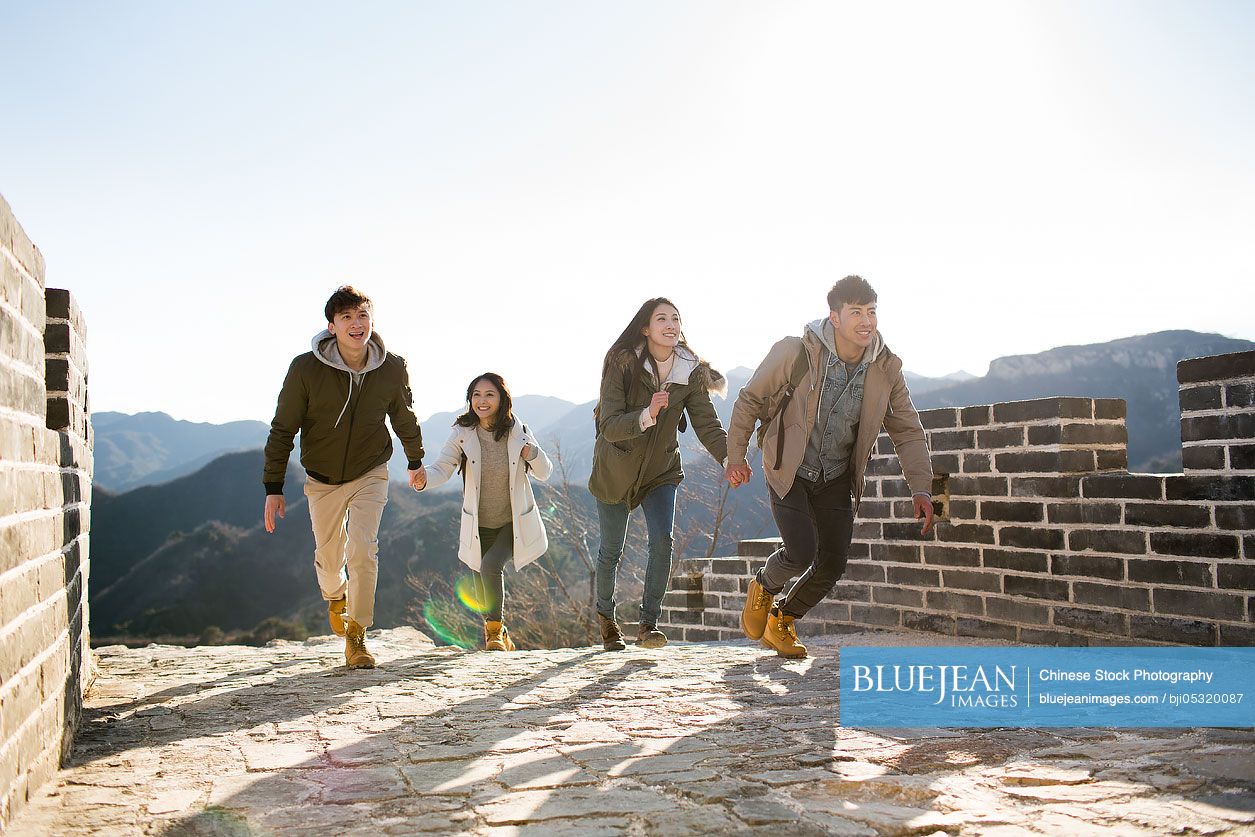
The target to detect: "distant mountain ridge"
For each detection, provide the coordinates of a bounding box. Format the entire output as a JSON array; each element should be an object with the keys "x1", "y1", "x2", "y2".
[{"x1": 94, "y1": 330, "x2": 1252, "y2": 493}]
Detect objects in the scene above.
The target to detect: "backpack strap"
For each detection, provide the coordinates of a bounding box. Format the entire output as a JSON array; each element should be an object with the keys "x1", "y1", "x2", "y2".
[{"x1": 764, "y1": 344, "x2": 810, "y2": 470}]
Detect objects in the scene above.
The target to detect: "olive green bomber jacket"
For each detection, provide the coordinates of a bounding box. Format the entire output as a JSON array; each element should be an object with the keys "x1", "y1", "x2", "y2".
[{"x1": 263, "y1": 331, "x2": 424, "y2": 494}]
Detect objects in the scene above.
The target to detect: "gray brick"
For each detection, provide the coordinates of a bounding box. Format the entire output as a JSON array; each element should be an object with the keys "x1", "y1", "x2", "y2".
[
  {"x1": 993, "y1": 397, "x2": 1094, "y2": 422},
  {"x1": 936, "y1": 523, "x2": 995, "y2": 544},
  {"x1": 843, "y1": 561, "x2": 885, "y2": 583},
  {"x1": 828, "y1": 583, "x2": 870, "y2": 602},
  {"x1": 1047, "y1": 502, "x2": 1122, "y2": 525},
  {"x1": 1000, "y1": 527, "x2": 1065, "y2": 550},
  {"x1": 1010, "y1": 476, "x2": 1082, "y2": 498},
  {"x1": 1150, "y1": 532, "x2": 1240, "y2": 559},
  {"x1": 928, "y1": 429, "x2": 974, "y2": 451},
  {"x1": 995, "y1": 450, "x2": 1096, "y2": 474},
  {"x1": 961, "y1": 453, "x2": 991, "y2": 473},
  {"x1": 1130, "y1": 615, "x2": 1217, "y2": 646},
  {"x1": 885, "y1": 566, "x2": 940, "y2": 587},
  {"x1": 872, "y1": 586, "x2": 924, "y2": 607},
  {"x1": 1053, "y1": 607, "x2": 1128, "y2": 635},
  {"x1": 1231, "y1": 445, "x2": 1255, "y2": 470},
  {"x1": 867, "y1": 543, "x2": 921, "y2": 563},
  {"x1": 1176, "y1": 350, "x2": 1255, "y2": 384},
  {"x1": 1004, "y1": 575, "x2": 1069, "y2": 602},
  {"x1": 1068, "y1": 529, "x2": 1147, "y2": 555},
  {"x1": 1226, "y1": 382, "x2": 1254, "y2": 408},
  {"x1": 1154, "y1": 589, "x2": 1245, "y2": 620},
  {"x1": 1124, "y1": 503, "x2": 1212, "y2": 528},
  {"x1": 981, "y1": 501, "x2": 1044, "y2": 522},
  {"x1": 1181, "y1": 414, "x2": 1255, "y2": 443},
  {"x1": 922, "y1": 545, "x2": 980, "y2": 567},
  {"x1": 1215, "y1": 506, "x2": 1255, "y2": 530},
  {"x1": 949, "y1": 476, "x2": 1009, "y2": 496},
  {"x1": 1051, "y1": 553, "x2": 1125, "y2": 581},
  {"x1": 1179, "y1": 385, "x2": 1223, "y2": 411},
  {"x1": 1094, "y1": 399, "x2": 1126, "y2": 420},
  {"x1": 960, "y1": 406, "x2": 990, "y2": 426},
  {"x1": 902, "y1": 612, "x2": 955, "y2": 634},
  {"x1": 983, "y1": 549, "x2": 1048, "y2": 573},
  {"x1": 848, "y1": 604, "x2": 903, "y2": 627},
  {"x1": 919, "y1": 408, "x2": 959, "y2": 430},
  {"x1": 986, "y1": 597, "x2": 1050, "y2": 625},
  {"x1": 925, "y1": 590, "x2": 984, "y2": 615},
  {"x1": 1019, "y1": 627, "x2": 1090, "y2": 647},
  {"x1": 977, "y1": 427, "x2": 1024, "y2": 448},
  {"x1": 941, "y1": 569, "x2": 1001, "y2": 592},
  {"x1": 1165, "y1": 475, "x2": 1255, "y2": 502},
  {"x1": 1082, "y1": 475, "x2": 1164, "y2": 500},
  {"x1": 1217, "y1": 564, "x2": 1255, "y2": 590},
  {"x1": 1127, "y1": 559, "x2": 1213, "y2": 587},
  {"x1": 1182, "y1": 445, "x2": 1226, "y2": 471}
]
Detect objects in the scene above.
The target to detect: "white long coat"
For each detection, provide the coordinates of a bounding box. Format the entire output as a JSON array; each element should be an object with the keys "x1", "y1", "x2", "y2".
[{"x1": 421, "y1": 421, "x2": 553, "y2": 571}]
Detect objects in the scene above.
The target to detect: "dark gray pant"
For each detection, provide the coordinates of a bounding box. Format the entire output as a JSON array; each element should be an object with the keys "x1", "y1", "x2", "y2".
[
  {"x1": 475, "y1": 524, "x2": 514, "y2": 622},
  {"x1": 755, "y1": 471, "x2": 855, "y2": 618}
]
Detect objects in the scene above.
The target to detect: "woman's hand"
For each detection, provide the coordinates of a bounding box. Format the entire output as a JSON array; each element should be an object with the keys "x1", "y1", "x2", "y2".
[{"x1": 648, "y1": 390, "x2": 670, "y2": 419}]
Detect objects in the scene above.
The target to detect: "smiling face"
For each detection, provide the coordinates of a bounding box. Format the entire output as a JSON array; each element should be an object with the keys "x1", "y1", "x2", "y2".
[
  {"x1": 640, "y1": 303, "x2": 681, "y2": 356},
  {"x1": 830, "y1": 301, "x2": 877, "y2": 358},
  {"x1": 327, "y1": 304, "x2": 373, "y2": 354},
  {"x1": 469, "y1": 379, "x2": 502, "y2": 425}
]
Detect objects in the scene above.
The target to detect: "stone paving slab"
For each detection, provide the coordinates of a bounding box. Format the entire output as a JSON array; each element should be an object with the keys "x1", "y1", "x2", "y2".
[{"x1": 8, "y1": 626, "x2": 1255, "y2": 835}]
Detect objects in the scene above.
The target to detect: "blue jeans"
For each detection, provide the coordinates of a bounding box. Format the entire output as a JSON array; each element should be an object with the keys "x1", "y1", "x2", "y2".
[{"x1": 595, "y1": 483, "x2": 678, "y2": 626}]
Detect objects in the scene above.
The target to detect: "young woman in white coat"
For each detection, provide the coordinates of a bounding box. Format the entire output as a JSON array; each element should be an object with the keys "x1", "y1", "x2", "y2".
[{"x1": 417, "y1": 372, "x2": 553, "y2": 651}]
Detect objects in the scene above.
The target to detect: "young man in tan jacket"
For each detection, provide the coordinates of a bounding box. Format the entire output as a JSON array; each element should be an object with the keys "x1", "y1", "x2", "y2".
[
  {"x1": 725, "y1": 276, "x2": 935, "y2": 658},
  {"x1": 262, "y1": 286, "x2": 426, "y2": 669}
]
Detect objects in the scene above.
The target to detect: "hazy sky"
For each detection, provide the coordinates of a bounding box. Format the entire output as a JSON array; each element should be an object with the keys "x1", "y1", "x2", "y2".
[{"x1": 2, "y1": 1, "x2": 1252, "y2": 424}]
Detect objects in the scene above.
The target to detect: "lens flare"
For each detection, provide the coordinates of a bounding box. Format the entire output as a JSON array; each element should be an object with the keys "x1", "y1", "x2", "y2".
[
  {"x1": 421, "y1": 599, "x2": 478, "y2": 649},
  {"x1": 454, "y1": 574, "x2": 489, "y2": 614}
]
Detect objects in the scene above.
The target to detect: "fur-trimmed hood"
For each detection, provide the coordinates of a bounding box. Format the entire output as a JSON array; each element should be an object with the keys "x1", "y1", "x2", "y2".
[{"x1": 625, "y1": 345, "x2": 728, "y2": 398}]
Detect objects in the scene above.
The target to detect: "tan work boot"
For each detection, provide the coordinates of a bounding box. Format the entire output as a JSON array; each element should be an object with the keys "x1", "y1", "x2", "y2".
[
  {"x1": 344, "y1": 620, "x2": 376, "y2": 669},
  {"x1": 740, "y1": 578, "x2": 773, "y2": 641},
  {"x1": 598, "y1": 613, "x2": 626, "y2": 651},
  {"x1": 484, "y1": 621, "x2": 516, "y2": 652},
  {"x1": 637, "y1": 624, "x2": 668, "y2": 649},
  {"x1": 763, "y1": 607, "x2": 807, "y2": 659},
  {"x1": 328, "y1": 596, "x2": 347, "y2": 637}
]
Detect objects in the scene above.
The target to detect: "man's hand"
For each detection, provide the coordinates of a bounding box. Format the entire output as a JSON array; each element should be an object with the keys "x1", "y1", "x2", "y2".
[
  {"x1": 913, "y1": 493, "x2": 935, "y2": 536},
  {"x1": 648, "y1": 391, "x2": 670, "y2": 419},
  {"x1": 409, "y1": 466, "x2": 428, "y2": 491},
  {"x1": 726, "y1": 463, "x2": 753, "y2": 488},
  {"x1": 264, "y1": 495, "x2": 286, "y2": 533}
]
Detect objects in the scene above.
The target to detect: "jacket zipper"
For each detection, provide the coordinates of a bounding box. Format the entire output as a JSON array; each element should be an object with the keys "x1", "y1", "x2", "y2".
[{"x1": 340, "y1": 371, "x2": 358, "y2": 481}]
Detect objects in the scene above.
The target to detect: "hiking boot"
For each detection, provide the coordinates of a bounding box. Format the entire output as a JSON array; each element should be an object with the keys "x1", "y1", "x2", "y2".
[
  {"x1": 598, "y1": 613, "x2": 626, "y2": 651},
  {"x1": 485, "y1": 621, "x2": 516, "y2": 652},
  {"x1": 740, "y1": 577, "x2": 773, "y2": 641},
  {"x1": 637, "y1": 624, "x2": 668, "y2": 649},
  {"x1": 763, "y1": 607, "x2": 807, "y2": 659},
  {"x1": 344, "y1": 620, "x2": 376, "y2": 669},
  {"x1": 328, "y1": 596, "x2": 347, "y2": 637}
]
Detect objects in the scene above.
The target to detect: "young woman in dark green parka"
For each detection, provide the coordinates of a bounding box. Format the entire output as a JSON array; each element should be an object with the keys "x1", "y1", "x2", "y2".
[{"x1": 589, "y1": 298, "x2": 729, "y2": 651}]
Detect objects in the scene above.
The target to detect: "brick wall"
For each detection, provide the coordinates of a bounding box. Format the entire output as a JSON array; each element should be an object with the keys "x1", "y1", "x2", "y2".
[
  {"x1": 660, "y1": 353, "x2": 1254, "y2": 648},
  {"x1": 0, "y1": 192, "x2": 92, "y2": 828}
]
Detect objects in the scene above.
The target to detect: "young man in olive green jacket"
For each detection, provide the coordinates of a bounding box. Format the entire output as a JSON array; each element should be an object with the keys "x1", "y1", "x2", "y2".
[
  {"x1": 726, "y1": 276, "x2": 935, "y2": 658},
  {"x1": 262, "y1": 286, "x2": 426, "y2": 669}
]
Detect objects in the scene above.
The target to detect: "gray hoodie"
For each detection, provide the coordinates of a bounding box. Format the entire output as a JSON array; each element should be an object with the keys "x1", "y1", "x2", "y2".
[{"x1": 311, "y1": 330, "x2": 388, "y2": 429}]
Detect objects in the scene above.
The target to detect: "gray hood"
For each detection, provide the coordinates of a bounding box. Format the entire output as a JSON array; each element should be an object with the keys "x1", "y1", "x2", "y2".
[
  {"x1": 805, "y1": 318, "x2": 883, "y2": 365},
  {"x1": 311, "y1": 330, "x2": 388, "y2": 428}
]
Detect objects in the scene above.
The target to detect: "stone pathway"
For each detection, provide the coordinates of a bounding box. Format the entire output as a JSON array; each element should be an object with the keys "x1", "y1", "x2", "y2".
[{"x1": 9, "y1": 628, "x2": 1255, "y2": 835}]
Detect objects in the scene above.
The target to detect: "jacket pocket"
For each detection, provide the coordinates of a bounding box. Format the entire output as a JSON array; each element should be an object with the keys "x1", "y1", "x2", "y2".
[{"x1": 518, "y1": 504, "x2": 545, "y2": 547}]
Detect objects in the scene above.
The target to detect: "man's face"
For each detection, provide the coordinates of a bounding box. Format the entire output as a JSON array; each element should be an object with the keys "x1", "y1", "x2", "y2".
[
  {"x1": 328, "y1": 304, "x2": 373, "y2": 351},
  {"x1": 829, "y1": 301, "x2": 877, "y2": 350}
]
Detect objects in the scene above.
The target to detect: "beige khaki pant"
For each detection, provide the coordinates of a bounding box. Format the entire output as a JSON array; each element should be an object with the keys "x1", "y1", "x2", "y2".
[{"x1": 304, "y1": 464, "x2": 389, "y2": 628}]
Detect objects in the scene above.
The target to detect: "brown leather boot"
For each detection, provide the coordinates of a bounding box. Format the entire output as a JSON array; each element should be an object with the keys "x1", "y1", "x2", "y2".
[
  {"x1": 763, "y1": 607, "x2": 807, "y2": 659},
  {"x1": 327, "y1": 596, "x2": 347, "y2": 637},
  {"x1": 598, "y1": 613, "x2": 626, "y2": 651},
  {"x1": 637, "y1": 624, "x2": 668, "y2": 649},
  {"x1": 740, "y1": 578, "x2": 773, "y2": 641},
  {"x1": 484, "y1": 621, "x2": 516, "y2": 652},
  {"x1": 344, "y1": 620, "x2": 376, "y2": 669}
]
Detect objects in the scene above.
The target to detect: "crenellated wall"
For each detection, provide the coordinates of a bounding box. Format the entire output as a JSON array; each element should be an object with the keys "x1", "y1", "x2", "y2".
[
  {"x1": 0, "y1": 192, "x2": 92, "y2": 828},
  {"x1": 660, "y1": 351, "x2": 1254, "y2": 648}
]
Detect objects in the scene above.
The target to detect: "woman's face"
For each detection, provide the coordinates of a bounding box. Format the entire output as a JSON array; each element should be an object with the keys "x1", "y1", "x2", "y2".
[
  {"x1": 470, "y1": 380, "x2": 501, "y2": 423},
  {"x1": 640, "y1": 303, "x2": 681, "y2": 353}
]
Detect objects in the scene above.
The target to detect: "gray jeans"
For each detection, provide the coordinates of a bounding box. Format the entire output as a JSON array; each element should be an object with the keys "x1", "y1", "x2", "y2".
[{"x1": 475, "y1": 524, "x2": 514, "y2": 622}]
